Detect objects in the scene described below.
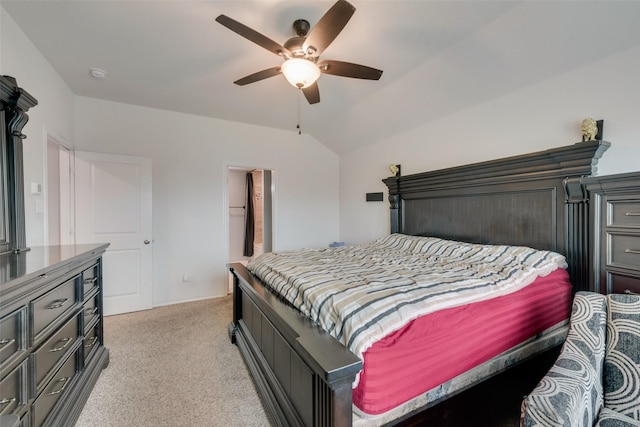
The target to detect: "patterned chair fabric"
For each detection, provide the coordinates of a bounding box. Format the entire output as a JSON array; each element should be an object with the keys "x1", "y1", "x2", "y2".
[
  {"x1": 604, "y1": 294, "x2": 640, "y2": 421},
  {"x1": 521, "y1": 292, "x2": 640, "y2": 427}
]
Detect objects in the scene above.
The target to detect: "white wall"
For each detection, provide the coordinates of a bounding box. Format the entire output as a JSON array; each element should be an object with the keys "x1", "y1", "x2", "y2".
[
  {"x1": 74, "y1": 97, "x2": 339, "y2": 306},
  {"x1": 339, "y1": 45, "x2": 640, "y2": 245},
  {"x1": 1, "y1": 7, "x2": 76, "y2": 246}
]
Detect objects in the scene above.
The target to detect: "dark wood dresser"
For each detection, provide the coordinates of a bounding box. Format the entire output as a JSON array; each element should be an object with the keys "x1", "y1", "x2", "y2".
[
  {"x1": 584, "y1": 172, "x2": 640, "y2": 295},
  {"x1": 0, "y1": 243, "x2": 109, "y2": 426}
]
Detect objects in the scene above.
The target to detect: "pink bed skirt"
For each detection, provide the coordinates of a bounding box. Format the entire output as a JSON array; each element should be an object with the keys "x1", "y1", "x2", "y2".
[{"x1": 352, "y1": 268, "x2": 572, "y2": 415}]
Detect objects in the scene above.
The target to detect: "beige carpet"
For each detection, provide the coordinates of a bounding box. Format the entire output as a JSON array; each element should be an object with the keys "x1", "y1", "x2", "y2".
[{"x1": 75, "y1": 296, "x2": 270, "y2": 427}]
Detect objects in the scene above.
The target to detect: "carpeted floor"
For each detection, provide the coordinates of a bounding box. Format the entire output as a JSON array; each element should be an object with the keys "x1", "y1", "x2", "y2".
[
  {"x1": 75, "y1": 295, "x2": 553, "y2": 427},
  {"x1": 75, "y1": 296, "x2": 270, "y2": 427}
]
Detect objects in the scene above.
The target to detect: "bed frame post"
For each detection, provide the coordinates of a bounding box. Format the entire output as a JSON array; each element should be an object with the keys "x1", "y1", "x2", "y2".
[
  {"x1": 388, "y1": 194, "x2": 401, "y2": 234},
  {"x1": 228, "y1": 266, "x2": 240, "y2": 344},
  {"x1": 387, "y1": 177, "x2": 401, "y2": 234},
  {"x1": 564, "y1": 177, "x2": 590, "y2": 292}
]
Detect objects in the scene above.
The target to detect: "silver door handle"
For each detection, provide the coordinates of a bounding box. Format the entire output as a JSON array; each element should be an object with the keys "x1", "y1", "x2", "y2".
[{"x1": 144, "y1": 240, "x2": 150, "y2": 244}]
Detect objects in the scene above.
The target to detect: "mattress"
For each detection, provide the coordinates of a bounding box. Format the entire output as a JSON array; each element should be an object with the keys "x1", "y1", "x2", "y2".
[
  {"x1": 352, "y1": 267, "x2": 572, "y2": 416},
  {"x1": 247, "y1": 234, "x2": 571, "y2": 417}
]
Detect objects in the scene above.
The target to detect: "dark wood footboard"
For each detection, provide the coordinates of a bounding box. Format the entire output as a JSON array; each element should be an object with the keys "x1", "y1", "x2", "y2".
[{"x1": 229, "y1": 263, "x2": 362, "y2": 427}]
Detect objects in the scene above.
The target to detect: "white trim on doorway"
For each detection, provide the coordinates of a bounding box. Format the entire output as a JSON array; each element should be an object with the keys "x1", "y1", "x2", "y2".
[
  {"x1": 223, "y1": 162, "x2": 277, "y2": 294},
  {"x1": 43, "y1": 127, "x2": 75, "y2": 246}
]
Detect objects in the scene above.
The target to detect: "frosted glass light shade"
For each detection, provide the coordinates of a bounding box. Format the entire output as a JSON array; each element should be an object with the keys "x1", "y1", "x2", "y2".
[{"x1": 281, "y1": 58, "x2": 321, "y2": 89}]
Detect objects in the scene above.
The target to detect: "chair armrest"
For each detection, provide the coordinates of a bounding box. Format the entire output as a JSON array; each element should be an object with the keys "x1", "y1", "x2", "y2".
[{"x1": 521, "y1": 292, "x2": 607, "y2": 426}]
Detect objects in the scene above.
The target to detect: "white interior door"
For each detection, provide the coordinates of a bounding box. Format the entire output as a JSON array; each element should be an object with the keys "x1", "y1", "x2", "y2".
[{"x1": 75, "y1": 151, "x2": 153, "y2": 315}]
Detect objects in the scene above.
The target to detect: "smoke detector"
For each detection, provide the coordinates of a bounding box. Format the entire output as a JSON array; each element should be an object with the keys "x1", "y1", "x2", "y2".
[{"x1": 89, "y1": 68, "x2": 107, "y2": 79}]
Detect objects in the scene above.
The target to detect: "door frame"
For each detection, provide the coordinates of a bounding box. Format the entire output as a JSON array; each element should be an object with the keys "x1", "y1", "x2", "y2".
[
  {"x1": 223, "y1": 163, "x2": 276, "y2": 289},
  {"x1": 44, "y1": 129, "x2": 75, "y2": 246}
]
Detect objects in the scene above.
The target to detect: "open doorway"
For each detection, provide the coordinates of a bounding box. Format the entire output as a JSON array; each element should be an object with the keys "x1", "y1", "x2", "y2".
[{"x1": 227, "y1": 166, "x2": 273, "y2": 293}]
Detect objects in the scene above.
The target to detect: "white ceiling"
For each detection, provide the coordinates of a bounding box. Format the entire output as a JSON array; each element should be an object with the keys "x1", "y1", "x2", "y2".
[{"x1": 4, "y1": 1, "x2": 640, "y2": 154}]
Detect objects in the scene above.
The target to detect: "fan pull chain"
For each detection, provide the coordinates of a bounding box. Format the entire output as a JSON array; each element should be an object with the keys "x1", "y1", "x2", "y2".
[{"x1": 296, "y1": 88, "x2": 302, "y2": 135}]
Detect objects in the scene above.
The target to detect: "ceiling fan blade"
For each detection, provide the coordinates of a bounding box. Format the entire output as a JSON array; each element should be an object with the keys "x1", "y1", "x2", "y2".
[
  {"x1": 302, "y1": 83, "x2": 320, "y2": 104},
  {"x1": 233, "y1": 67, "x2": 282, "y2": 86},
  {"x1": 302, "y1": 0, "x2": 355, "y2": 57},
  {"x1": 216, "y1": 15, "x2": 292, "y2": 58},
  {"x1": 319, "y1": 60, "x2": 383, "y2": 80}
]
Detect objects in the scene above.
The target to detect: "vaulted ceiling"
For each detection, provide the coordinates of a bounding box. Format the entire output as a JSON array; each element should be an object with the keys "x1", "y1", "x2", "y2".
[{"x1": 4, "y1": 1, "x2": 640, "y2": 154}]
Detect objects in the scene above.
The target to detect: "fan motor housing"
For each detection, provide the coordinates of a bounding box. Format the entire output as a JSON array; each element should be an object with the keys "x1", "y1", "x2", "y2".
[
  {"x1": 284, "y1": 19, "x2": 312, "y2": 57},
  {"x1": 284, "y1": 36, "x2": 307, "y2": 57}
]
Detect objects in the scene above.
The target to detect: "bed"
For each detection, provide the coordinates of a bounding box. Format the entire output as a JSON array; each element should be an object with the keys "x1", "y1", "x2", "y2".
[{"x1": 228, "y1": 140, "x2": 610, "y2": 427}]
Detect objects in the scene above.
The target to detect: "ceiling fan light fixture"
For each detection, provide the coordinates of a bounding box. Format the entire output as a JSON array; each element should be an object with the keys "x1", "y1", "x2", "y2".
[{"x1": 281, "y1": 58, "x2": 321, "y2": 89}]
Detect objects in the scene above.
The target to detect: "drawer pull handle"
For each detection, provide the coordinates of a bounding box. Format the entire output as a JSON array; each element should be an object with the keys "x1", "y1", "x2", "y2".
[
  {"x1": 46, "y1": 298, "x2": 69, "y2": 309},
  {"x1": 0, "y1": 338, "x2": 15, "y2": 349},
  {"x1": 624, "y1": 249, "x2": 640, "y2": 255},
  {"x1": 0, "y1": 397, "x2": 16, "y2": 406},
  {"x1": 48, "y1": 337, "x2": 73, "y2": 352},
  {"x1": 85, "y1": 336, "x2": 99, "y2": 349},
  {"x1": 84, "y1": 277, "x2": 97, "y2": 285},
  {"x1": 46, "y1": 377, "x2": 70, "y2": 396},
  {"x1": 84, "y1": 307, "x2": 99, "y2": 316},
  {"x1": 625, "y1": 212, "x2": 640, "y2": 216},
  {"x1": 624, "y1": 289, "x2": 640, "y2": 296}
]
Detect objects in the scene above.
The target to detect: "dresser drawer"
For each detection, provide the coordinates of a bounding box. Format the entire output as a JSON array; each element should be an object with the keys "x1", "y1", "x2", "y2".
[
  {"x1": 608, "y1": 199, "x2": 640, "y2": 228},
  {"x1": 31, "y1": 350, "x2": 77, "y2": 427},
  {"x1": 0, "y1": 360, "x2": 27, "y2": 416},
  {"x1": 607, "y1": 232, "x2": 640, "y2": 272},
  {"x1": 0, "y1": 308, "x2": 26, "y2": 372},
  {"x1": 82, "y1": 293, "x2": 100, "y2": 333},
  {"x1": 81, "y1": 263, "x2": 100, "y2": 297},
  {"x1": 607, "y1": 271, "x2": 640, "y2": 295},
  {"x1": 31, "y1": 279, "x2": 77, "y2": 342},
  {"x1": 33, "y1": 314, "x2": 80, "y2": 391},
  {"x1": 83, "y1": 324, "x2": 100, "y2": 364}
]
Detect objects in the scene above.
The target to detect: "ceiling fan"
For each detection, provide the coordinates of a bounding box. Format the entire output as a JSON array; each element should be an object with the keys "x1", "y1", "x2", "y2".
[{"x1": 216, "y1": 0, "x2": 383, "y2": 105}]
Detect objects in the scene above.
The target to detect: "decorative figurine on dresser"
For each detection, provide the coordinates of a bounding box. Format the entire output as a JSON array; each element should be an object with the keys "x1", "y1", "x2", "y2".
[
  {"x1": 1, "y1": 76, "x2": 110, "y2": 426},
  {"x1": 583, "y1": 172, "x2": 640, "y2": 295}
]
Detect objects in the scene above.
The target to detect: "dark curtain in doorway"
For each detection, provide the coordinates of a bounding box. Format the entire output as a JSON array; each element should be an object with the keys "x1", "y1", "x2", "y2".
[{"x1": 243, "y1": 172, "x2": 255, "y2": 257}]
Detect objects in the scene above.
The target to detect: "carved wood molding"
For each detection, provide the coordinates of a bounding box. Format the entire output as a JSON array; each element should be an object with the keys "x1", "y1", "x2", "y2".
[
  {"x1": 1, "y1": 76, "x2": 38, "y2": 253},
  {"x1": 382, "y1": 141, "x2": 610, "y2": 196},
  {"x1": 1, "y1": 75, "x2": 38, "y2": 117}
]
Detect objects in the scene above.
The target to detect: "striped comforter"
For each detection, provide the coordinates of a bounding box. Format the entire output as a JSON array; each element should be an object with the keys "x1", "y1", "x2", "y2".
[{"x1": 247, "y1": 234, "x2": 567, "y2": 382}]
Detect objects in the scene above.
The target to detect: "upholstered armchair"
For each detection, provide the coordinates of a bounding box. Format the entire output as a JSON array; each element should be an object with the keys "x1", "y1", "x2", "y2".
[{"x1": 521, "y1": 291, "x2": 640, "y2": 427}]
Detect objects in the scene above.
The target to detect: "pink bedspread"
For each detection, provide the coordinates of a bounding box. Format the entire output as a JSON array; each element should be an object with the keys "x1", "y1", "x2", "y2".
[{"x1": 352, "y1": 268, "x2": 572, "y2": 415}]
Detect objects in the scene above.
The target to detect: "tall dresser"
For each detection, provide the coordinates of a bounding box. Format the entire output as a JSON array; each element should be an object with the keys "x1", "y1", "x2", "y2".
[
  {"x1": 0, "y1": 243, "x2": 109, "y2": 426},
  {"x1": 583, "y1": 172, "x2": 640, "y2": 295}
]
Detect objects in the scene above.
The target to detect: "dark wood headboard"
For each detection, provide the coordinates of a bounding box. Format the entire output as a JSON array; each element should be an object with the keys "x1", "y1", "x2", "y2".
[{"x1": 383, "y1": 141, "x2": 610, "y2": 291}]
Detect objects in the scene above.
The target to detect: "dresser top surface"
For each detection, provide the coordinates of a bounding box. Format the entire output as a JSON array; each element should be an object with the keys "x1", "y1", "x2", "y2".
[{"x1": 0, "y1": 243, "x2": 109, "y2": 289}]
